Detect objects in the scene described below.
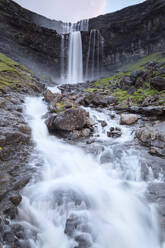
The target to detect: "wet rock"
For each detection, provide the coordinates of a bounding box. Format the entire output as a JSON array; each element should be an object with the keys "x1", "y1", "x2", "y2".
[
  {"x1": 100, "y1": 120, "x2": 107, "y2": 127},
  {"x1": 150, "y1": 76, "x2": 165, "y2": 91},
  {"x1": 18, "y1": 124, "x2": 31, "y2": 135},
  {"x1": 46, "y1": 108, "x2": 89, "y2": 132},
  {"x1": 150, "y1": 147, "x2": 165, "y2": 158},
  {"x1": 107, "y1": 127, "x2": 122, "y2": 138},
  {"x1": 43, "y1": 89, "x2": 55, "y2": 102},
  {"x1": 136, "y1": 122, "x2": 165, "y2": 157},
  {"x1": 82, "y1": 128, "x2": 91, "y2": 137},
  {"x1": 120, "y1": 113, "x2": 138, "y2": 125},
  {"x1": 86, "y1": 118, "x2": 95, "y2": 127},
  {"x1": 86, "y1": 139, "x2": 96, "y2": 145},
  {"x1": 128, "y1": 106, "x2": 165, "y2": 116},
  {"x1": 9, "y1": 195, "x2": 22, "y2": 206},
  {"x1": 48, "y1": 94, "x2": 62, "y2": 112}
]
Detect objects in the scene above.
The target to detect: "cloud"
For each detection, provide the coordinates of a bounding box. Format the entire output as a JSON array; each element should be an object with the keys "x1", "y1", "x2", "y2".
[{"x1": 14, "y1": 0, "x2": 106, "y2": 22}]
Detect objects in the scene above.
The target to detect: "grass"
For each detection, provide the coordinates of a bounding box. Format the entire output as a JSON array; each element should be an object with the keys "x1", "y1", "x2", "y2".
[
  {"x1": 82, "y1": 51, "x2": 165, "y2": 106},
  {"x1": 0, "y1": 52, "x2": 37, "y2": 92},
  {"x1": 124, "y1": 52, "x2": 165, "y2": 72},
  {"x1": 112, "y1": 88, "x2": 165, "y2": 105}
]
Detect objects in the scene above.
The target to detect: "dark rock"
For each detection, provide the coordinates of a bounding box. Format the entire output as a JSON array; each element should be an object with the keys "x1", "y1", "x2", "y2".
[
  {"x1": 130, "y1": 70, "x2": 145, "y2": 80},
  {"x1": 107, "y1": 127, "x2": 122, "y2": 138},
  {"x1": 150, "y1": 77, "x2": 165, "y2": 91},
  {"x1": 150, "y1": 147, "x2": 165, "y2": 158},
  {"x1": 9, "y1": 195, "x2": 22, "y2": 206},
  {"x1": 128, "y1": 86, "x2": 137, "y2": 95},
  {"x1": 46, "y1": 108, "x2": 88, "y2": 132},
  {"x1": 100, "y1": 121, "x2": 107, "y2": 127},
  {"x1": 128, "y1": 106, "x2": 165, "y2": 116}
]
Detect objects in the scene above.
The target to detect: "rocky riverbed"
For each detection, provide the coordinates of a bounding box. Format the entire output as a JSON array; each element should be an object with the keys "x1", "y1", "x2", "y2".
[
  {"x1": 0, "y1": 51, "x2": 165, "y2": 247},
  {"x1": 0, "y1": 53, "x2": 44, "y2": 247}
]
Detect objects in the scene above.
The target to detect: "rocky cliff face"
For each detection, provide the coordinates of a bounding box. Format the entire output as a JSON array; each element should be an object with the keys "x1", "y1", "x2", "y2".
[
  {"x1": 0, "y1": 0, "x2": 64, "y2": 83},
  {"x1": 88, "y1": 0, "x2": 165, "y2": 71},
  {"x1": 0, "y1": 0, "x2": 165, "y2": 82}
]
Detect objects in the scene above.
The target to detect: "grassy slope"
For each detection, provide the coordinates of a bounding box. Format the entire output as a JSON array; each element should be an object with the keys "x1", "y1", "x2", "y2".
[
  {"x1": 84, "y1": 52, "x2": 165, "y2": 105},
  {"x1": 0, "y1": 52, "x2": 39, "y2": 92}
]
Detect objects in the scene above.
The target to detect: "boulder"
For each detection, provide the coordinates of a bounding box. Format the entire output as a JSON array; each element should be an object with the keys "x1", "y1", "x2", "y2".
[
  {"x1": 79, "y1": 93, "x2": 116, "y2": 107},
  {"x1": 136, "y1": 122, "x2": 165, "y2": 157},
  {"x1": 43, "y1": 89, "x2": 55, "y2": 102},
  {"x1": 150, "y1": 76, "x2": 165, "y2": 91},
  {"x1": 120, "y1": 113, "x2": 138, "y2": 125},
  {"x1": 46, "y1": 108, "x2": 89, "y2": 133},
  {"x1": 127, "y1": 106, "x2": 165, "y2": 116}
]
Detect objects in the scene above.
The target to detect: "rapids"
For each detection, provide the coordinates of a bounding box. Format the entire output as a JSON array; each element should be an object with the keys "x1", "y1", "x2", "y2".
[{"x1": 17, "y1": 94, "x2": 162, "y2": 248}]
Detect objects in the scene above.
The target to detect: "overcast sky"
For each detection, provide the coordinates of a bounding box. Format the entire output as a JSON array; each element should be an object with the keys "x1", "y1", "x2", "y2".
[{"x1": 14, "y1": 0, "x2": 145, "y2": 22}]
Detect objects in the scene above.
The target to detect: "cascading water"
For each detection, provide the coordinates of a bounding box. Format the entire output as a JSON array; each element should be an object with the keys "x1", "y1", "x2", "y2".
[
  {"x1": 16, "y1": 94, "x2": 163, "y2": 248},
  {"x1": 60, "y1": 34, "x2": 65, "y2": 82},
  {"x1": 85, "y1": 29, "x2": 104, "y2": 81},
  {"x1": 59, "y1": 20, "x2": 89, "y2": 84},
  {"x1": 59, "y1": 19, "x2": 104, "y2": 84},
  {"x1": 67, "y1": 30, "x2": 83, "y2": 84}
]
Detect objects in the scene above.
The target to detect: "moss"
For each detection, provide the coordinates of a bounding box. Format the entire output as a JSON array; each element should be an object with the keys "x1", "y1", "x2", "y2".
[
  {"x1": 113, "y1": 87, "x2": 160, "y2": 104},
  {"x1": 94, "y1": 72, "x2": 130, "y2": 88},
  {"x1": 0, "y1": 53, "x2": 37, "y2": 92}
]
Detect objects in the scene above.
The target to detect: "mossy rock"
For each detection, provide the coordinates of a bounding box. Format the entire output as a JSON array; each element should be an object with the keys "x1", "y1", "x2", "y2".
[{"x1": 0, "y1": 52, "x2": 40, "y2": 93}]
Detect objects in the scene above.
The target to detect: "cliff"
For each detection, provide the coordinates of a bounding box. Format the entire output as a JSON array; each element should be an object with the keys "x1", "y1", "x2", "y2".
[
  {"x1": 88, "y1": 0, "x2": 165, "y2": 71},
  {"x1": 0, "y1": 0, "x2": 165, "y2": 81},
  {"x1": 0, "y1": 0, "x2": 63, "y2": 83}
]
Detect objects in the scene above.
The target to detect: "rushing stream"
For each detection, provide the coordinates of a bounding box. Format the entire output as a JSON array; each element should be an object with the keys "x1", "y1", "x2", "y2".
[{"x1": 17, "y1": 93, "x2": 162, "y2": 248}]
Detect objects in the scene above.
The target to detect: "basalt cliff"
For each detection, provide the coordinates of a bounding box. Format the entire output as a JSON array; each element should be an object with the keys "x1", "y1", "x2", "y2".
[{"x1": 0, "y1": 0, "x2": 165, "y2": 82}]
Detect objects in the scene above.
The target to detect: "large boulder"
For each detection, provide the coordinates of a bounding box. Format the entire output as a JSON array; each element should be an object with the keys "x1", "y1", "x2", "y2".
[
  {"x1": 46, "y1": 108, "x2": 89, "y2": 133},
  {"x1": 78, "y1": 93, "x2": 116, "y2": 107},
  {"x1": 136, "y1": 122, "x2": 165, "y2": 157},
  {"x1": 127, "y1": 106, "x2": 165, "y2": 116},
  {"x1": 150, "y1": 76, "x2": 165, "y2": 91},
  {"x1": 120, "y1": 113, "x2": 138, "y2": 125}
]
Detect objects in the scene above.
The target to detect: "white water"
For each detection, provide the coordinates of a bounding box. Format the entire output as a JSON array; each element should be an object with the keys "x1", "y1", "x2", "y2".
[
  {"x1": 17, "y1": 95, "x2": 162, "y2": 248},
  {"x1": 85, "y1": 30, "x2": 104, "y2": 81},
  {"x1": 67, "y1": 31, "x2": 83, "y2": 84}
]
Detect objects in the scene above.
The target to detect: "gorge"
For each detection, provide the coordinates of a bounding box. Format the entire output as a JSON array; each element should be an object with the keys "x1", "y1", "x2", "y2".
[{"x1": 0, "y1": 0, "x2": 165, "y2": 247}]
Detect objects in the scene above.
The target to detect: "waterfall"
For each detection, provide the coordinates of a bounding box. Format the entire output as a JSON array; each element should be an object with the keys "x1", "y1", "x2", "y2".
[
  {"x1": 67, "y1": 31, "x2": 83, "y2": 84},
  {"x1": 59, "y1": 20, "x2": 105, "y2": 84},
  {"x1": 85, "y1": 29, "x2": 104, "y2": 81},
  {"x1": 60, "y1": 20, "x2": 89, "y2": 84},
  {"x1": 60, "y1": 34, "x2": 65, "y2": 82}
]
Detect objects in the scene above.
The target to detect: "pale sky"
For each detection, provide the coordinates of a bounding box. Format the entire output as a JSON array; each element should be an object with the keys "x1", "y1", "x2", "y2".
[{"x1": 14, "y1": 0, "x2": 145, "y2": 22}]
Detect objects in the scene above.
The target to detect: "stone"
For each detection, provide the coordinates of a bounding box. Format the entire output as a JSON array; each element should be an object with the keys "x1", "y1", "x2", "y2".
[
  {"x1": 46, "y1": 108, "x2": 88, "y2": 132},
  {"x1": 136, "y1": 122, "x2": 165, "y2": 157},
  {"x1": 150, "y1": 76, "x2": 165, "y2": 91},
  {"x1": 43, "y1": 90, "x2": 55, "y2": 103},
  {"x1": 120, "y1": 114, "x2": 138, "y2": 125},
  {"x1": 130, "y1": 70, "x2": 145, "y2": 80},
  {"x1": 101, "y1": 121, "x2": 107, "y2": 127},
  {"x1": 150, "y1": 147, "x2": 165, "y2": 158},
  {"x1": 82, "y1": 128, "x2": 91, "y2": 137},
  {"x1": 9, "y1": 195, "x2": 22, "y2": 206},
  {"x1": 128, "y1": 106, "x2": 165, "y2": 116},
  {"x1": 107, "y1": 127, "x2": 122, "y2": 138}
]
